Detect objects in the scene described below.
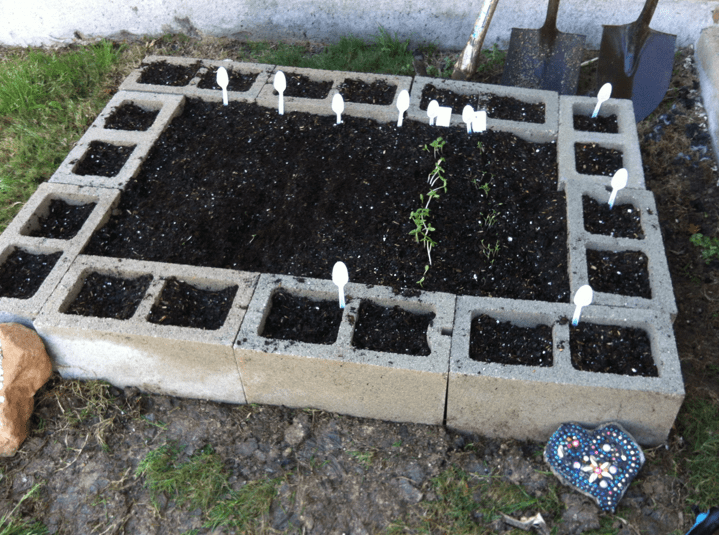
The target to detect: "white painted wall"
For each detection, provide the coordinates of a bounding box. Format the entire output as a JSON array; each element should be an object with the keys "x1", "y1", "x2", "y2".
[{"x1": 0, "y1": 0, "x2": 717, "y2": 49}]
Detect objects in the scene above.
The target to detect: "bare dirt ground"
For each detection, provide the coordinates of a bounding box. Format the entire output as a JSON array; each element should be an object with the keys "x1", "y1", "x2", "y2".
[{"x1": 0, "y1": 38, "x2": 717, "y2": 534}]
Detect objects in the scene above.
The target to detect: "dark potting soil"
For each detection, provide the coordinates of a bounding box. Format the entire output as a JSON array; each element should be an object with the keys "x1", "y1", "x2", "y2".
[
  {"x1": 587, "y1": 249, "x2": 651, "y2": 298},
  {"x1": 469, "y1": 314, "x2": 553, "y2": 367},
  {"x1": 0, "y1": 249, "x2": 62, "y2": 299},
  {"x1": 104, "y1": 103, "x2": 159, "y2": 131},
  {"x1": 73, "y1": 141, "x2": 134, "y2": 177},
  {"x1": 138, "y1": 60, "x2": 199, "y2": 86},
  {"x1": 261, "y1": 289, "x2": 342, "y2": 345},
  {"x1": 573, "y1": 114, "x2": 619, "y2": 133},
  {"x1": 26, "y1": 199, "x2": 96, "y2": 240},
  {"x1": 273, "y1": 73, "x2": 332, "y2": 99},
  {"x1": 147, "y1": 277, "x2": 238, "y2": 330},
  {"x1": 570, "y1": 322, "x2": 657, "y2": 376},
  {"x1": 582, "y1": 196, "x2": 644, "y2": 239},
  {"x1": 419, "y1": 84, "x2": 475, "y2": 114},
  {"x1": 197, "y1": 68, "x2": 258, "y2": 92},
  {"x1": 84, "y1": 98, "x2": 569, "y2": 303},
  {"x1": 575, "y1": 143, "x2": 623, "y2": 176},
  {"x1": 352, "y1": 301, "x2": 434, "y2": 356},
  {"x1": 337, "y1": 79, "x2": 396, "y2": 105},
  {"x1": 65, "y1": 272, "x2": 153, "y2": 320}
]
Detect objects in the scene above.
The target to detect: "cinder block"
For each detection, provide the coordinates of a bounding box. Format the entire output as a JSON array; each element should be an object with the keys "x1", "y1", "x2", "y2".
[
  {"x1": 235, "y1": 274, "x2": 454, "y2": 425},
  {"x1": 407, "y1": 76, "x2": 559, "y2": 142},
  {"x1": 49, "y1": 91, "x2": 184, "y2": 189},
  {"x1": 558, "y1": 95, "x2": 645, "y2": 190},
  {"x1": 120, "y1": 55, "x2": 274, "y2": 103},
  {"x1": 255, "y1": 67, "x2": 410, "y2": 123},
  {"x1": 446, "y1": 295, "x2": 684, "y2": 446},
  {"x1": 34, "y1": 256, "x2": 258, "y2": 404},
  {"x1": 696, "y1": 27, "x2": 719, "y2": 168},
  {"x1": 0, "y1": 183, "x2": 120, "y2": 326},
  {"x1": 565, "y1": 181, "x2": 676, "y2": 319}
]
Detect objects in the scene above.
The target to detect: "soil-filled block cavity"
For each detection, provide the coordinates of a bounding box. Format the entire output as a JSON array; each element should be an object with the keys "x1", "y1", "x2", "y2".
[
  {"x1": 0, "y1": 183, "x2": 121, "y2": 326},
  {"x1": 565, "y1": 181, "x2": 676, "y2": 319},
  {"x1": 570, "y1": 322, "x2": 657, "y2": 376},
  {"x1": 447, "y1": 296, "x2": 684, "y2": 445},
  {"x1": 261, "y1": 289, "x2": 342, "y2": 345},
  {"x1": 352, "y1": 301, "x2": 435, "y2": 355},
  {"x1": 0, "y1": 248, "x2": 62, "y2": 300},
  {"x1": 73, "y1": 141, "x2": 135, "y2": 177},
  {"x1": 558, "y1": 95, "x2": 644, "y2": 190},
  {"x1": 104, "y1": 102, "x2": 160, "y2": 131},
  {"x1": 235, "y1": 274, "x2": 454, "y2": 426},
  {"x1": 35, "y1": 256, "x2": 258, "y2": 404},
  {"x1": 470, "y1": 314, "x2": 553, "y2": 367},
  {"x1": 64, "y1": 272, "x2": 152, "y2": 319},
  {"x1": 407, "y1": 76, "x2": 558, "y2": 142},
  {"x1": 138, "y1": 59, "x2": 200, "y2": 86}
]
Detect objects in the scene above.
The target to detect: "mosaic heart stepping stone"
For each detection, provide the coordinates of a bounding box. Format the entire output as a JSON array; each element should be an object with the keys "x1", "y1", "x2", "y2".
[{"x1": 544, "y1": 422, "x2": 645, "y2": 513}]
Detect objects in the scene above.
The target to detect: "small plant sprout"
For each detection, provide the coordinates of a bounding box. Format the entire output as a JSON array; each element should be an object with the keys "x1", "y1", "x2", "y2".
[
  {"x1": 572, "y1": 284, "x2": 593, "y2": 326},
  {"x1": 332, "y1": 93, "x2": 344, "y2": 124},
  {"x1": 427, "y1": 99, "x2": 439, "y2": 125},
  {"x1": 332, "y1": 261, "x2": 349, "y2": 308},
  {"x1": 592, "y1": 83, "x2": 612, "y2": 118},
  {"x1": 396, "y1": 89, "x2": 410, "y2": 127},
  {"x1": 273, "y1": 70, "x2": 286, "y2": 115},
  {"x1": 424, "y1": 136, "x2": 445, "y2": 158},
  {"x1": 417, "y1": 264, "x2": 430, "y2": 286},
  {"x1": 480, "y1": 239, "x2": 501, "y2": 263},
  {"x1": 608, "y1": 168, "x2": 628, "y2": 209}
]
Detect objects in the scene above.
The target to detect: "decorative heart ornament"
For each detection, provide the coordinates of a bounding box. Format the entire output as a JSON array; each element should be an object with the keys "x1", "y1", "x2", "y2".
[{"x1": 544, "y1": 422, "x2": 645, "y2": 513}]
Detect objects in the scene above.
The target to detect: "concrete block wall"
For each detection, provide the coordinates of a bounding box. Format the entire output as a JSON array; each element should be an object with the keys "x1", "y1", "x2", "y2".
[{"x1": 0, "y1": 56, "x2": 684, "y2": 444}]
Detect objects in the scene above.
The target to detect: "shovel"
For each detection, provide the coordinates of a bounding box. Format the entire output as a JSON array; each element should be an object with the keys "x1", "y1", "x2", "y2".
[
  {"x1": 596, "y1": 0, "x2": 676, "y2": 122},
  {"x1": 500, "y1": 0, "x2": 585, "y2": 95},
  {"x1": 451, "y1": 0, "x2": 500, "y2": 81}
]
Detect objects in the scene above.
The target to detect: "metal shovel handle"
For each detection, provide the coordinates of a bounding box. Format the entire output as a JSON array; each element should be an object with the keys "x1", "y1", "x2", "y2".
[{"x1": 451, "y1": 0, "x2": 500, "y2": 80}]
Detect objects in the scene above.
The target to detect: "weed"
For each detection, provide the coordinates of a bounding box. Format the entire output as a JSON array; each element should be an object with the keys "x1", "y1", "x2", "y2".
[
  {"x1": 0, "y1": 483, "x2": 47, "y2": 535},
  {"x1": 690, "y1": 233, "x2": 719, "y2": 264},
  {"x1": 204, "y1": 478, "x2": 281, "y2": 532},
  {"x1": 54, "y1": 380, "x2": 119, "y2": 450},
  {"x1": 347, "y1": 450, "x2": 375, "y2": 467}
]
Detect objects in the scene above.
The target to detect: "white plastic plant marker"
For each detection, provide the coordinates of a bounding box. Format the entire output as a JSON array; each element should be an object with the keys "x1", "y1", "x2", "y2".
[
  {"x1": 462, "y1": 105, "x2": 475, "y2": 134},
  {"x1": 216, "y1": 67, "x2": 229, "y2": 106},
  {"x1": 572, "y1": 285, "x2": 594, "y2": 326},
  {"x1": 608, "y1": 168, "x2": 628, "y2": 209},
  {"x1": 592, "y1": 83, "x2": 612, "y2": 118},
  {"x1": 436, "y1": 106, "x2": 452, "y2": 127},
  {"x1": 472, "y1": 110, "x2": 487, "y2": 133},
  {"x1": 332, "y1": 93, "x2": 344, "y2": 124},
  {"x1": 396, "y1": 90, "x2": 410, "y2": 127},
  {"x1": 274, "y1": 70, "x2": 286, "y2": 115},
  {"x1": 332, "y1": 261, "x2": 349, "y2": 309},
  {"x1": 427, "y1": 100, "x2": 439, "y2": 125}
]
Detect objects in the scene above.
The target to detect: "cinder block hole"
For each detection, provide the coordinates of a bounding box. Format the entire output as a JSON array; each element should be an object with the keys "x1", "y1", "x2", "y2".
[
  {"x1": 261, "y1": 288, "x2": 342, "y2": 345},
  {"x1": 147, "y1": 277, "x2": 238, "y2": 330},
  {"x1": 351, "y1": 300, "x2": 435, "y2": 356},
  {"x1": 469, "y1": 313, "x2": 553, "y2": 367},
  {"x1": 575, "y1": 143, "x2": 623, "y2": 176},
  {"x1": 570, "y1": 322, "x2": 657, "y2": 377},
  {"x1": 582, "y1": 195, "x2": 643, "y2": 239},
  {"x1": 273, "y1": 73, "x2": 332, "y2": 99},
  {"x1": 72, "y1": 141, "x2": 135, "y2": 177},
  {"x1": 587, "y1": 249, "x2": 651, "y2": 298},
  {"x1": 419, "y1": 83, "x2": 476, "y2": 113},
  {"x1": 572, "y1": 111, "x2": 618, "y2": 133},
  {"x1": 0, "y1": 247, "x2": 62, "y2": 299},
  {"x1": 198, "y1": 68, "x2": 258, "y2": 92},
  {"x1": 337, "y1": 78, "x2": 397, "y2": 105},
  {"x1": 477, "y1": 93, "x2": 545, "y2": 124},
  {"x1": 104, "y1": 101, "x2": 161, "y2": 131},
  {"x1": 22, "y1": 198, "x2": 97, "y2": 240},
  {"x1": 63, "y1": 271, "x2": 152, "y2": 320},
  {"x1": 138, "y1": 60, "x2": 200, "y2": 86}
]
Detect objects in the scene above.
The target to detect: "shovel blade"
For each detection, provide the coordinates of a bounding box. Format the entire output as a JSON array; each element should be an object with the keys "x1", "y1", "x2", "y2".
[
  {"x1": 501, "y1": 27, "x2": 585, "y2": 95},
  {"x1": 597, "y1": 25, "x2": 676, "y2": 122}
]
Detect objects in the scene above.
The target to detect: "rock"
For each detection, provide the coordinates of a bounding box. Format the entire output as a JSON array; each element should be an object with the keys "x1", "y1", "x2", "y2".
[
  {"x1": 284, "y1": 417, "x2": 310, "y2": 447},
  {"x1": 0, "y1": 323, "x2": 52, "y2": 457}
]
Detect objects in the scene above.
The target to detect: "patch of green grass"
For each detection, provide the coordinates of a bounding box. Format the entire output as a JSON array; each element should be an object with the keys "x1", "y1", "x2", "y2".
[
  {"x1": 54, "y1": 380, "x2": 119, "y2": 450},
  {"x1": 690, "y1": 233, "x2": 719, "y2": 264},
  {"x1": 347, "y1": 450, "x2": 375, "y2": 467},
  {"x1": 0, "y1": 483, "x2": 48, "y2": 535},
  {"x1": 679, "y1": 398, "x2": 719, "y2": 509},
  {"x1": 0, "y1": 40, "x2": 122, "y2": 231},
  {"x1": 204, "y1": 478, "x2": 281, "y2": 532}
]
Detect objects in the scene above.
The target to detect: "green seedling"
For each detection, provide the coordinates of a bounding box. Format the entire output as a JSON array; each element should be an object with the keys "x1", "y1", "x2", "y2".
[
  {"x1": 690, "y1": 233, "x2": 719, "y2": 264},
  {"x1": 423, "y1": 136, "x2": 446, "y2": 158},
  {"x1": 480, "y1": 239, "x2": 501, "y2": 263},
  {"x1": 480, "y1": 209, "x2": 499, "y2": 229},
  {"x1": 417, "y1": 264, "x2": 430, "y2": 287}
]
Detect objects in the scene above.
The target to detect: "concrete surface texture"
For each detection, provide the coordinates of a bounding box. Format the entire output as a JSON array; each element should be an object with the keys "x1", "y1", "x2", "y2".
[
  {"x1": 0, "y1": 0, "x2": 716, "y2": 49},
  {"x1": 696, "y1": 26, "x2": 719, "y2": 168}
]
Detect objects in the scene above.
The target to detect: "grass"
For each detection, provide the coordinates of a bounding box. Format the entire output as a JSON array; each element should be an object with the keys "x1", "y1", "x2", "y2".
[
  {"x1": 136, "y1": 442, "x2": 281, "y2": 532},
  {"x1": 678, "y1": 398, "x2": 719, "y2": 510},
  {"x1": 0, "y1": 484, "x2": 47, "y2": 535}
]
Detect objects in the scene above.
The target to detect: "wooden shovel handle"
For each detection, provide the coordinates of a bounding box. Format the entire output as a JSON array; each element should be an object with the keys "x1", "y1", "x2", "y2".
[
  {"x1": 450, "y1": 0, "x2": 500, "y2": 80},
  {"x1": 542, "y1": 0, "x2": 561, "y2": 32}
]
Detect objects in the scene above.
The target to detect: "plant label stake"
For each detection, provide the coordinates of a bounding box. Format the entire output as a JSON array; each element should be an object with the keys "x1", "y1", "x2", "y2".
[
  {"x1": 436, "y1": 106, "x2": 452, "y2": 127},
  {"x1": 572, "y1": 284, "x2": 593, "y2": 326},
  {"x1": 396, "y1": 90, "x2": 410, "y2": 127},
  {"x1": 332, "y1": 261, "x2": 349, "y2": 309},
  {"x1": 472, "y1": 110, "x2": 487, "y2": 133},
  {"x1": 427, "y1": 100, "x2": 439, "y2": 125},
  {"x1": 274, "y1": 70, "x2": 287, "y2": 115},
  {"x1": 462, "y1": 105, "x2": 475, "y2": 134},
  {"x1": 592, "y1": 83, "x2": 612, "y2": 118},
  {"x1": 608, "y1": 168, "x2": 628, "y2": 209},
  {"x1": 332, "y1": 93, "x2": 344, "y2": 124},
  {"x1": 217, "y1": 67, "x2": 229, "y2": 106}
]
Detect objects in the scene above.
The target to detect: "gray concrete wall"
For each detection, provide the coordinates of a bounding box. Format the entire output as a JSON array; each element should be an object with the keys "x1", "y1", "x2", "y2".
[{"x1": 1, "y1": 0, "x2": 717, "y2": 49}]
